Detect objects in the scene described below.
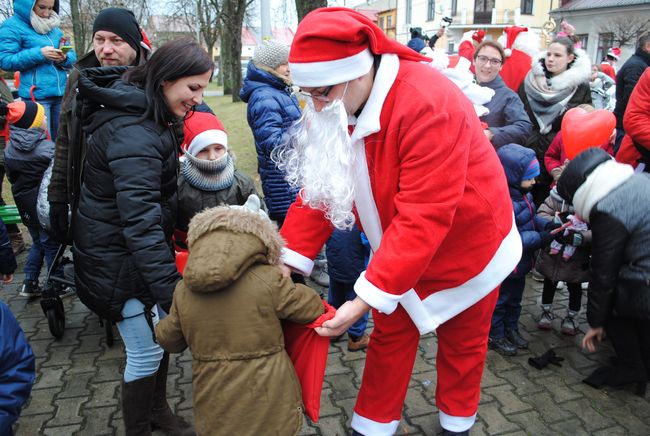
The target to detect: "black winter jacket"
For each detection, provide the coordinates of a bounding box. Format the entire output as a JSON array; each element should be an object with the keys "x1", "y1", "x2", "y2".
[
  {"x1": 72, "y1": 67, "x2": 181, "y2": 321},
  {"x1": 614, "y1": 48, "x2": 650, "y2": 129},
  {"x1": 4, "y1": 127, "x2": 54, "y2": 228}
]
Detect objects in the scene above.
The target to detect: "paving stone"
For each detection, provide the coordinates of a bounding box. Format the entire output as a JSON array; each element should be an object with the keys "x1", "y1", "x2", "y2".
[
  {"x1": 47, "y1": 397, "x2": 86, "y2": 427},
  {"x1": 35, "y1": 365, "x2": 68, "y2": 390},
  {"x1": 312, "y1": 415, "x2": 346, "y2": 435},
  {"x1": 58, "y1": 371, "x2": 95, "y2": 399},
  {"x1": 536, "y1": 375, "x2": 584, "y2": 403},
  {"x1": 328, "y1": 373, "x2": 360, "y2": 400},
  {"x1": 64, "y1": 352, "x2": 98, "y2": 374},
  {"x1": 592, "y1": 426, "x2": 628, "y2": 435},
  {"x1": 22, "y1": 387, "x2": 59, "y2": 415},
  {"x1": 403, "y1": 388, "x2": 435, "y2": 417},
  {"x1": 42, "y1": 424, "x2": 83, "y2": 435},
  {"x1": 41, "y1": 345, "x2": 75, "y2": 367},
  {"x1": 483, "y1": 384, "x2": 532, "y2": 414},
  {"x1": 77, "y1": 406, "x2": 116, "y2": 435},
  {"x1": 494, "y1": 367, "x2": 545, "y2": 396},
  {"x1": 14, "y1": 413, "x2": 52, "y2": 434},
  {"x1": 548, "y1": 418, "x2": 590, "y2": 435},
  {"x1": 93, "y1": 358, "x2": 123, "y2": 382},
  {"x1": 520, "y1": 392, "x2": 573, "y2": 423},
  {"x1": 175, "y1": 382, "x2": 194, "y2": 411},
  {"x1": 605, "y1": 406, "x2": 650, "y2": 434},
  {"x1": 508, "y1": 410, "x2": 556, "y2": 436},
  {"x1": 477, "y1": 403, "x2": 521, "y2": 433},
  {"x1": 74, "y1": 333, "x2": 103, "y2": 354},
  {"x1": 86, "y1": 381, "x2": 120, "y2": 408},
  {"x1": 560, "y1": 397, "x2": 617, "y2": 431},
  {"x1": 319, "y1": 388, "x2": 344, "y2": 417}
]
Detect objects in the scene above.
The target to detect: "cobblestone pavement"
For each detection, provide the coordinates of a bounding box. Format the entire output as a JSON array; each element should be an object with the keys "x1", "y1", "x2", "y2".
[{"x1": 3, "y1": 248, "x2": 650, "y2": 435}]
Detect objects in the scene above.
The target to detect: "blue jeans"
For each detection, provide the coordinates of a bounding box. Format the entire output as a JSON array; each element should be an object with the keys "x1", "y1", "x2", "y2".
[
  {"x1": 24, "y1": 225, "x2": 60, "y2": 281},
  {"x1": 490, "y1": 276, "x2": 526, "y2": 339},
  {"x1": 328, "y1": 280, "x2": 369, "y2": 338},
  {"x1": 116, "y1": 299, "x2": 164, "y2": 382},
  {"x1": 36, "y1": 96, "x2": 62, "y2": 141}
]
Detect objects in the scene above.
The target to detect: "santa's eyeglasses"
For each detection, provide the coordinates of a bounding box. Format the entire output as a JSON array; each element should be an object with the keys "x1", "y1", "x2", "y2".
[{"x1": 297, "y1": 85, "x2": 333, "y2": 103}]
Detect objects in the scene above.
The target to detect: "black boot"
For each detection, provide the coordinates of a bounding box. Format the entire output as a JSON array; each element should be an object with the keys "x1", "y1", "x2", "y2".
[
  {"x1": 122, "y1": 375, "x2": 156, "y2": 436},
  {"x1": 440, "y1": 429, "x2": 469, "y2": 435},
  {"x1": 150, "y1": 352, "x2": 196, "y2": 435},
  {"x1": 488, "y1": 337, "x2": 517, "y2": 356}
]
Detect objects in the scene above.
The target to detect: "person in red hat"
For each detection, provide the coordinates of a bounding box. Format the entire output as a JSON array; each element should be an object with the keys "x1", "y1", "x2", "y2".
[
  {"x1": 276, "y1": 7, "x2": 521, "y2": 435},
  {"x1": 458, "y1": 29, "x2": 485, "y2": 68},
  {"x1": 175, "y1": 111, "x2": 261, "y2": 249},
  {"x1": 600, "y1": 47, "x2": 620, "y2": 81},
  {"x1": 497, "y1": 26, "x2": 540, "y2": 92}
]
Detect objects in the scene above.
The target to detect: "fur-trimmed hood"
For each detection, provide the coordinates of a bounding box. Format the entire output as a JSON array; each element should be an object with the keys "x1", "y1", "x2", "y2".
[
  {"x1": 183, "y1": 206, "x2": 284, "y2": 293},
  {"x1": 530, "y1": 48, "x2": 591, "y2": 91}
]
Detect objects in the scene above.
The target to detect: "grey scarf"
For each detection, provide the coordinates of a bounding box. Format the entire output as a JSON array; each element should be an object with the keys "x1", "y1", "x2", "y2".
[
  {"x1": 182, "y1": 152, "x2": 235, "y2": 192},
  {"x1": 524, "y1": 70, "x2": 577, "y2": 135}
]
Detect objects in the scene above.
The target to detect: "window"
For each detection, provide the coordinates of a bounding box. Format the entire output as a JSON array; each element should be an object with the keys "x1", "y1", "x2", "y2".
[
  {"x1": 451, "y1": 0, "x2": 457, "y2": 16},
  {"x1": 598, "y1": 33, "x2": 615, "y2": 61},
  {"x1": 576, "y1": 33, "x2": 588, "y2": 50},
  {"x1": 406, "y1": 0, "x2": 412, "y2": 25},
  {"x1": 428, "y1": 0, "x2": 435, "y2": 21},
  {"x1": 387, "y1": 14, "x2": 393, "y2": 28},
  {"x1": 474, "y1": 0, "x2": 494, "y2": 24},
  {"x1": 379, "y1": 16, "x2": 385, "y2": 30},
  {"x1": 521, "y1": 0, "x2": 533, "y2": 15}
]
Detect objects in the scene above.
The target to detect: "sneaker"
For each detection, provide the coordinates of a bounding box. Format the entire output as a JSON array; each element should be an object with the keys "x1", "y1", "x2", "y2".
[
  {"x1": 531, "y1": 269, "x2": 544, "y2": 282},
  {"x1": 488, "y1": 337, "x2": 517, "y2": 356},
  {"x1": 310, "y1": 265, "x2": 330, "y2": 287},
  {"x1": 537, "y1": 304, "x2": 553, "y2": 330},
  {"x1": 57, "y1": 286, "x2": 76, "y2": 299},
  {"x1": 10, "y1": 232, "x2": 26, "y2": 255},
  {"x1": 561, "y1": 311, "x2": 579, "y2": 336},
  {"x1": 505, "y1": 329, "x2": 529, "y2": 349},
  {"x1": 18, "y1": 280, "x2": 41, "y2": 298},
  {"x1": 347, "y1": 333, "x2": 369, "y2": 352}
]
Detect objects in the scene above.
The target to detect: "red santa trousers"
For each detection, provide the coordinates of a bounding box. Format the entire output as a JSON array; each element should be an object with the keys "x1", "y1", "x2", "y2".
[{"x1": 353, "y1": 288, "x2": 499, "y2": 434}]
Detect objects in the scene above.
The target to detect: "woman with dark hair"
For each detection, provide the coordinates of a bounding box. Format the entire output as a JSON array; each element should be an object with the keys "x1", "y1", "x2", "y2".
[
  {"x1": 518, "y1": 36, "x2": 591, "y2": 205},
  {"x1": 73, "y1": 38, "x2": 212, "y2": 435}
]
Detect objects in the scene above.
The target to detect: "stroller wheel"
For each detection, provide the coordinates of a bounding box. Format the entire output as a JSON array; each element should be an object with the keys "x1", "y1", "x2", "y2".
[
  {"x1": 105, "y1": 320, "x2": 114, "y2": 347},
  {"x1": 45, "y1": 298, "x2": 65, "y2": 339}
]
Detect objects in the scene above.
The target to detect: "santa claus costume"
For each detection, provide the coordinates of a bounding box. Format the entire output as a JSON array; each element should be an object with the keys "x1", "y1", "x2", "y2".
[
  {"x1": 600, "y1": 47, "x2": 620, "y2": 81},
  {"x1": 498, "y1": 26, "x2": 540, "y2": 92},
  {"x1": 280, "y1": 7, "x2": 521, "y2": 435},
  {"x1": 457, "y1": 29, "x2": 485, "y2": 74}
]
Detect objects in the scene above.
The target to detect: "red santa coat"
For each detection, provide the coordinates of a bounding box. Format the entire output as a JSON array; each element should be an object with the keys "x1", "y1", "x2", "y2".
[
  {"x1": 600, "y1": 62, "x2": 616, "y2": 82},
  {"x1": 500, "y1": 49, "x2": 532, "y2": 92},
  {"x1": 281, "y1": 54, "x2": 521, "y2": 334},
  {"x1": 617, "y1": 68, "x2": 650, "y2": 168}
]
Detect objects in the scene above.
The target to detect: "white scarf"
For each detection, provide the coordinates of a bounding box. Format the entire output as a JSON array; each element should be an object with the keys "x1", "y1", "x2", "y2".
[
  {"x1": 31, "y1": 10, "x2": 61, "y2": 35},
  {"x1": 573, "y1": 160, "x2": 634, "y2": 222}
]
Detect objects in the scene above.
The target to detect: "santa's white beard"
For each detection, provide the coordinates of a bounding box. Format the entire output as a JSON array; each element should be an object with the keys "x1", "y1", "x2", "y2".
[{"x1": 273, "y1": 99, "x2": 357, "y2": 230}]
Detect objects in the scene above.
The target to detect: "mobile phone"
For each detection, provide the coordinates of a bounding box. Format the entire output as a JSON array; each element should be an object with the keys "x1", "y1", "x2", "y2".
[{"x1": 60, "y1": 46, "x2": 72, "y2": 54}]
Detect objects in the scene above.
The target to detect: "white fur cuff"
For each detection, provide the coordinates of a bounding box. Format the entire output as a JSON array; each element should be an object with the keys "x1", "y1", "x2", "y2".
[
  {"x1": 280, "y1": 248, "x2": 314, "y2": 276},
  {"x1": 354, "y1": 271, "x2": 403, "y2": 314}
]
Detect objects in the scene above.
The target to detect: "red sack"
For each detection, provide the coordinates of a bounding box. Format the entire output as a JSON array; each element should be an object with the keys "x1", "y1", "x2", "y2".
[{"x1": 283, "y1": 300, "x2": 336, "y2": 423}]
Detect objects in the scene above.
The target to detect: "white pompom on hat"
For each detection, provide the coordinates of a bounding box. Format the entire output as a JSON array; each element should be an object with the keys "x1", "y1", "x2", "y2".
[{"x1": 182, "y1": 112, "x2": 228, "y2": 157}]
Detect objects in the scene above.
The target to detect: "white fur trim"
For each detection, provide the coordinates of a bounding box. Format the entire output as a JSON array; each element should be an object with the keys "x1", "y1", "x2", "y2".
[
  {"x1": 354, "y1": 271, "x2": 403, "y2": 315},
  {"x1": 573, "y1": 160, "x2": 634, "y2": 222},
  {"x1": 280, "y1": 247, "x2": 314, "y2": 275},
  {"x1": 351, "y1": 412, "x2": 400, "y2": 436},
  {"x1": 400, "y1": 215, "x2": 521, "y2": 334},
  {"x1": 187, "y1": 129, "x2": 228, "y2": 156},
  {"x1": 290, "y1": 48, "x2": 374, "y2": 87},
  {"x1": 439, "y1": 411, "x2": 477, "y2": 432},
  {"x1": 530, "y1": 48, "x2": 592, "y2": 91}
]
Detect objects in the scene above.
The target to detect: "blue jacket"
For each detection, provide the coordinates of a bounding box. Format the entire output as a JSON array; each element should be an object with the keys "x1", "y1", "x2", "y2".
[
  {"x1": 239, "y1": 62, "x2": 301, "y2": 220},
  {"x1": 0, "y1": 301, "x2": 35, "y2": 434},
  {"x1": 0, "y1": 0, "x2": 76, "y2": 100},
  {"x1": 480, "y1": 75, "x2": 532, "y2": 148},
  {"x1": 497, "y1": 144, "x2": 550, "y2": 277},
  {"x1": 326, "y1": 226, "x2": 370, "y2": 283}
]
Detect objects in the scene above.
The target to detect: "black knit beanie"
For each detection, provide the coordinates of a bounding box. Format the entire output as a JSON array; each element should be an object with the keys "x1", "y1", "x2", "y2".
[
  {"x1": 93, "y1": 8, "x2": 142, "y2": 63},
  {"x1": 556, "y1": 148, "x2": 612, "y2": 203}
]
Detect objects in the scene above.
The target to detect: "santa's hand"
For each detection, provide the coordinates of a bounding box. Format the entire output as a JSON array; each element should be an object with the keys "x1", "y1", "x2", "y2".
[{"x1": 315, "y1": 297, "x2": 371, "y2": 337}]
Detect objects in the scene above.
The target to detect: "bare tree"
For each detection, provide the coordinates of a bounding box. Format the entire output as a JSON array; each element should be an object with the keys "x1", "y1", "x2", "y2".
[
  {"x1": 294, "y1": 0, "x2": 326, "y2": 22},
  {"x1": 167, "y1": 0, "x2": 221, "y2": 63},
  {"x1": 220, "y1": 0, "x2": 255, "y2": 101},
  {"x1": 600, "y1": 16, "x2": 650, "y2": 48},
  {"x1": 0, "y1": 0, "x2": 13, "y2": 21}
]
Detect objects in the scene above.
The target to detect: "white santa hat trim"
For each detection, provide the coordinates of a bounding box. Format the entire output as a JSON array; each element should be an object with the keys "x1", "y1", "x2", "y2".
[
  {"x1": 290, "y1": 47, "x2": 374, "y2": 87},
  {"x1": 187, "y1": 129, "x2": 228, "y2": 157}
]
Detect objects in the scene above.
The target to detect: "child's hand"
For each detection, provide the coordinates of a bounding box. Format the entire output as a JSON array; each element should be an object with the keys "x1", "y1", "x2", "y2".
[{"x1": 2, "y1": 273, "x2": 13, "y2": 284}]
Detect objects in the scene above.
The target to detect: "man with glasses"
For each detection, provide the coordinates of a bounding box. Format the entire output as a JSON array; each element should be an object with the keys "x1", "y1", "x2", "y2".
[
  {"x1": 276, "y1": 7, "x2": 521, "y2": 436},
  {"x1": 473, "y1": 41, "x2": 531, "y2": 148}
]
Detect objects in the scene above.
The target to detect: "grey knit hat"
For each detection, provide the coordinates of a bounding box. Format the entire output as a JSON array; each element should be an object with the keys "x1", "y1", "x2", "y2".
[{"x1": 253, "y1": 40, "x2": 290, "y2": 69}]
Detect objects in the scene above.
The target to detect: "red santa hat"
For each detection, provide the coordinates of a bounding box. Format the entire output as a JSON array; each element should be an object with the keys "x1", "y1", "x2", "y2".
[
  {"x1": 607, "y1": 47, "x2": 621, "y2": 61},
  {"x1": 502, "y1": 26, "x2": 528, "y2": 57},
  {"x1": 288, "y1": 7, "x2": 430, "y2": 87},
  {"x1": 472, "y1": 29, "x2": 486, "y2": 43},
  {"x1": 182, "y1": 112, "x2": 228, "y2": 157},
  {"x1": 140, "y1": 28, "x2": 152, "y2": 52}
]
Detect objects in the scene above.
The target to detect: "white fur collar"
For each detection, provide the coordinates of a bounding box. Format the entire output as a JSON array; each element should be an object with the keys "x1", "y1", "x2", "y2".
[
  {"x1": 530, "y1": 48, "x2": 591, "y2": 91},
  {"x1": 573, "y1": 160, "x2": 634, "y2": 222}
]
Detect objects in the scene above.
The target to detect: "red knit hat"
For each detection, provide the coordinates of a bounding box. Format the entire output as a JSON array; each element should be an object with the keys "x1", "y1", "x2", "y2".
[
  {"x1": 288, "y1": 7, "x2": 430, "y2": 87},
  {"x1": 182, "y1": 112, "x2": 228, "y2": 157},
  {"x1": 472, "y1": 29, "x2": 486, "y2": 43},
  {"x1": 503, "y1": 26, "x2": 528, "y2": 57}
]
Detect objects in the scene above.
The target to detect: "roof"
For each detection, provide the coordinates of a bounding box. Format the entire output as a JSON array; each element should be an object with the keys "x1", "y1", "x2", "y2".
[{"x1": 553, "y1": 0, "x2": 650, "y2": 12}]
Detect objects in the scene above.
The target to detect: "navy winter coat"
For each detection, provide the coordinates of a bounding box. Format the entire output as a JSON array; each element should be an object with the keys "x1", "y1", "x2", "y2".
[
  {"x1": 497, "y1": 144, "x2": 551, "y2": 277},
  {"x1": 0, "y1": 301, "x2": 35, "y2": 435},
  {"x1": 239, "y1": 62, "x2": 301, "y2": 221},
  {"x1": 0, "y1": 0, "x2": 77, "y2": 100},
  {"x1": 326, "y1": 226, "x2": 369, "y2": 283},
  {"x1": 4, "y1": 126, "x2": 54, "y2": 228},
  {"x1": 0, "y1": 219, "x2": 17, "y2": 275},
  {"x1": 480, "y1": 75, "x2": 532, "y2": 148}
]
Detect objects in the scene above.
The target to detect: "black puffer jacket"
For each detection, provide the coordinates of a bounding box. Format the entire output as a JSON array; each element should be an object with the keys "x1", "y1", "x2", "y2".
[{"x1": 72, "y1": 67, "x2": 181, "y2": 321}]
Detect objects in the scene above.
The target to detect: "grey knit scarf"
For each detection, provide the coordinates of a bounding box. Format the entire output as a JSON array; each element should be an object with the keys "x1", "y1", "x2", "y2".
[
  {"x1": 182, "y1": 152, "x2": 235, "y2": 192},
  {"x1": 524, "y1": 71, "x2": 577, "y2": 135}
]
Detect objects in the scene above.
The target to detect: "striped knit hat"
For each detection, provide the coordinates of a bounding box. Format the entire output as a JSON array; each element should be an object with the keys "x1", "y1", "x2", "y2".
[{"x1": 0, "y1": 101, "x2": 46, "y2": 130}]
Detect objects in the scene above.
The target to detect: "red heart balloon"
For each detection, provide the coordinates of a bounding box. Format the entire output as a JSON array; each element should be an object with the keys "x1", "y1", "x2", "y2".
[{"x1": 561, "y1": 107, "x2": 616, "y2": 159}]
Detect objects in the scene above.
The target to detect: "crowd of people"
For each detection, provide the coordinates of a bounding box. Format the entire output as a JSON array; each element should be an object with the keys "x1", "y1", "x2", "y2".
[{"x1": 0, "y1": 4, "x2": 649, "y2": 436}]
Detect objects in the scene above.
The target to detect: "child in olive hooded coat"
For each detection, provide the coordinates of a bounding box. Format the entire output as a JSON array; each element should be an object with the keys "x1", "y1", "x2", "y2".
[{"x1": 155, "y1": 195, "x2": 323, "y2": 436}]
